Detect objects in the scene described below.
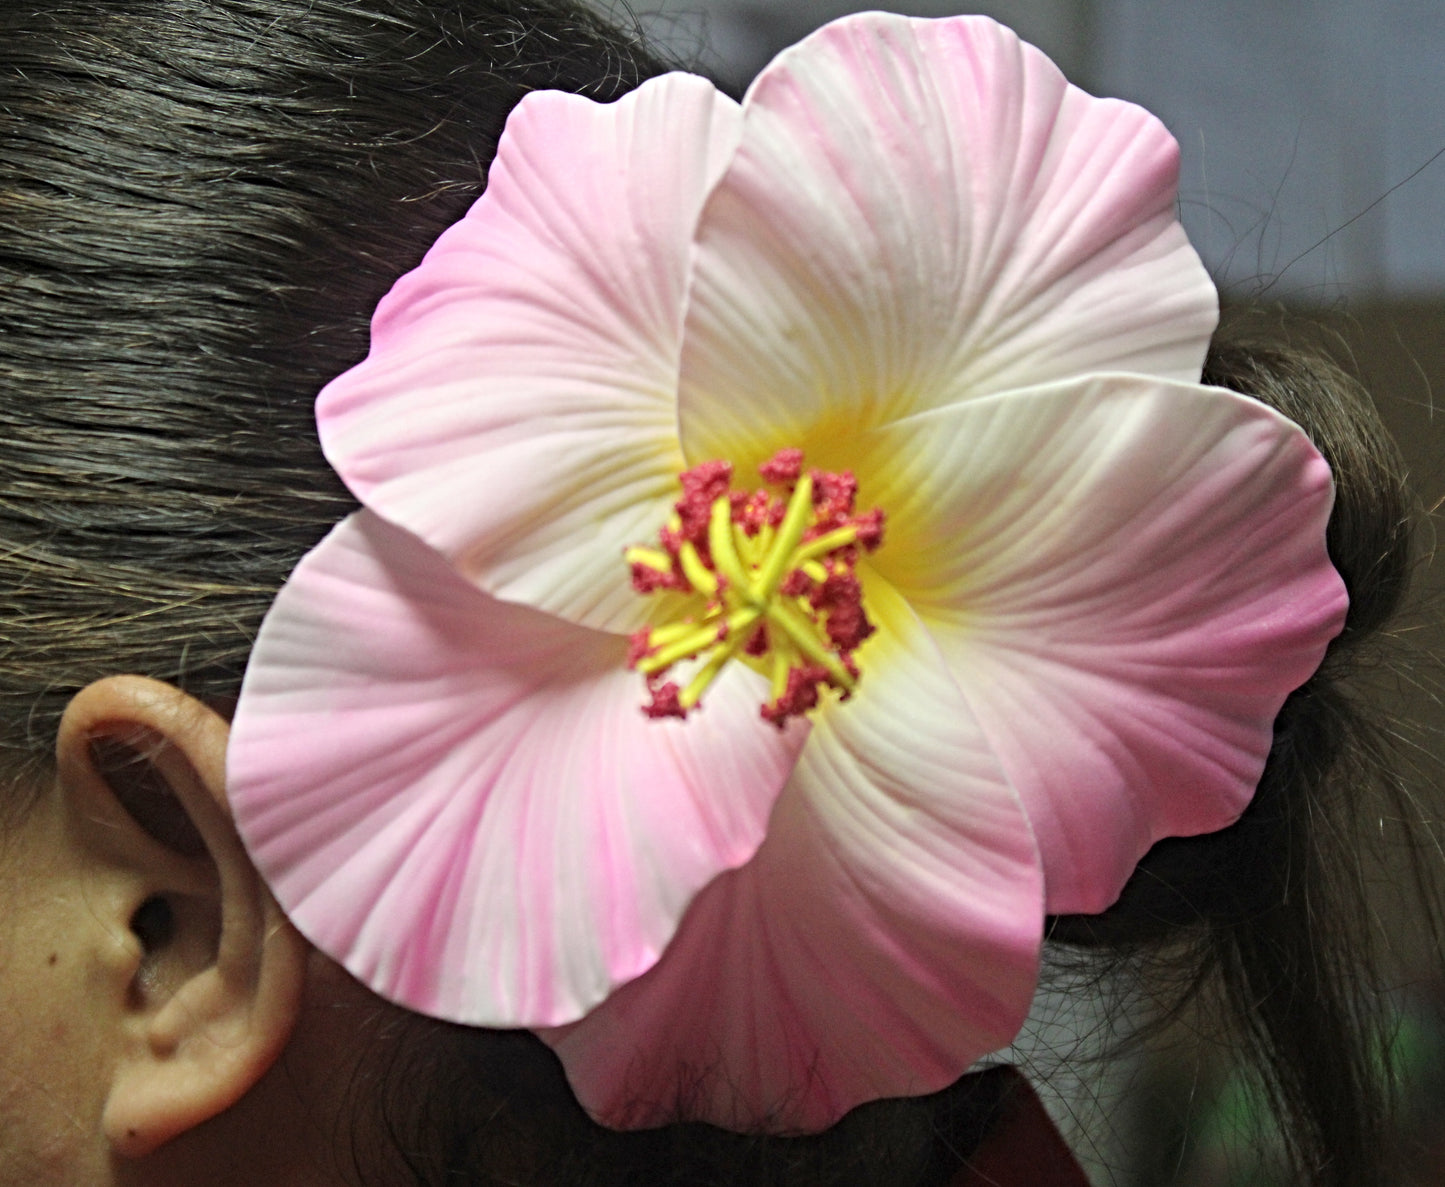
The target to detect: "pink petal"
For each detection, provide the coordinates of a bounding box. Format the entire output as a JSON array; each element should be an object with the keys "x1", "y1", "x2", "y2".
[
  {"x1": 857, "y1": 378, "x2": 1347, "y2": 914},
  {"x1": 542, "y1": 577, "x2": 1042, "y2": 1132},
  {"x1": 317, "y1": 76, "x2": 743, "y2": 633},
  {"x1": 228, "y1": 512, "x2": 804, "y2": 1025},
  {"x1": 676, "y1": 13, "x2": 1216, "y2": 470}
]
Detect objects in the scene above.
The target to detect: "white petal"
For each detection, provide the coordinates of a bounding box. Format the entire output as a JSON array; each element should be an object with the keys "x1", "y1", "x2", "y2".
[
  {"x1": 228, "y1": 512, "x2": 804, "y2": 1025},
  {"x1": 676, "y1": 13, "x2": 1215, "y2": 471},
  {"x1": 318, "y1": 75, "x2": 742, "y2": 632},
  {"x1": 855, "y1": 377, "x2": 1346, "y2": 912},
  {"x1": 543, "y1": 577, "x2": 1042, "y2": 1131}
]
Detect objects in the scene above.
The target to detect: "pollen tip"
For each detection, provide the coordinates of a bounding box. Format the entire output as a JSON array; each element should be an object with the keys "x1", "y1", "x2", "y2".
[
  {"x1": 826, "y1": 604, "x2": 873, "y2": 651},
  {"x1": 759, "y1": 704, "x2": 789, "y2": 730},
  {"x1": 780, "y1": 569, "x2": 813, "y2": 598},
  {"x1": 630, "y1": 562, "x2": 685, "y2": 594},
  {"x1": 626, "y1": 629, "x2": 655, "y2": 669},
  {"x1": 759, "y1": 448, "x2": 804, "y2": 486},
  {"x1": 812, "y1": 468, "x2": 859, "y2": 516},
  {"x1": 855, "y1": 507, "x2": 885, "y2": 550},
  {"x1": 643, "y1": 682, "x2": 688, "y2": 720},
  {"x1": 736, "y1": 490, "x2": 771, "y2": 535},
  {"x1": 761, "y1": 664, "x2": 831, "y2": 726},
  {"x1": 675, "y1": 460, "x2": 733, "y2": 541}
]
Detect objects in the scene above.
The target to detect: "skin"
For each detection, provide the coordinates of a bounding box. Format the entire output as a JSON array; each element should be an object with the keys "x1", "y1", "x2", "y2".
[
  {"x1": 0, "y1": 677, "x2": 407, "y2": 1187},
  {"x1": 0, "y1": 781, "x2": 116, "y2": 1185}
]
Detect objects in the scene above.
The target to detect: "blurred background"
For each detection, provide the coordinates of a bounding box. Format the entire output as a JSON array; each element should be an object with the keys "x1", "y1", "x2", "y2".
[
  {"x1": 589, "y1": 2, "x2": 1445, "y2": 1182},
  {"x1": 593, "y1": 0, "x2": 1444, "y2": 300}
]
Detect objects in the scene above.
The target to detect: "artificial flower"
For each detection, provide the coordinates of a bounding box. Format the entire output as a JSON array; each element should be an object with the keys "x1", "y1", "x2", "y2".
[{"x1": 228, "y1": 12, "x2": 1347, "y2": 1132}]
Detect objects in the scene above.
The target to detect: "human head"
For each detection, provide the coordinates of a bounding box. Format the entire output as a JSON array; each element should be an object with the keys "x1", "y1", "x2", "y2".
[{"x1": 0, "y1": 2, "x2": 1420, "y2": 1184}]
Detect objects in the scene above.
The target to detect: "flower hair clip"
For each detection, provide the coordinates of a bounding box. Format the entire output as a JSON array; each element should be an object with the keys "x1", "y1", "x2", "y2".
[{"x1": 228, "y1": 12, "x2": 1347, "y2": 1133}]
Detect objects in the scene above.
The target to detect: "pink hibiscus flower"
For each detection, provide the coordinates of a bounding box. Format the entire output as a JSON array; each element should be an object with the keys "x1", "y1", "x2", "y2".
[{"x1": 228, "y1": 13, "x2": 1346, "y2": 1133}]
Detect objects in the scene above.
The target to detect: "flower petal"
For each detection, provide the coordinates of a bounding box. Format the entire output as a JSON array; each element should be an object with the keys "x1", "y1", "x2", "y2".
[
  {"x1": 676, "y1": 13, "x2": 1215, "y2": 470},
  {"x1": 542, "y1": 577, "x2": 1042, "y2": 1132},
  {"x1": 317, "y1": 75, "x2": 743, "y2": 633},
  {"x1": 228, "y1": 512, "x2": 804, "y2": 1025},
  {"x1": 855, "y1": 377, "x2": 1347, "y2": 913}
]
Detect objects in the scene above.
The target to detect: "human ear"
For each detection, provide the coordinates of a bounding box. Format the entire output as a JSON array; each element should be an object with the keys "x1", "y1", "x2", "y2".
[{"x1": 54, "y1": 675, "x2": 307, "y2": 1159}]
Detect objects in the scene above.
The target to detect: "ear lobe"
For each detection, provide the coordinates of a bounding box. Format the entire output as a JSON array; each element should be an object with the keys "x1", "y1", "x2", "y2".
[{"x1": 56, "y1": 675, "x2": 308, "y2": 1159}]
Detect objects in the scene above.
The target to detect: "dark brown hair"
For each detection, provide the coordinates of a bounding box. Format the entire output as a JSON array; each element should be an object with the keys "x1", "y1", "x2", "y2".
[
  {"x1": 0, "y1": 3, "x2": 1430, "y2": 1184},
  {"x1": 1051, "y1": 330, "x2": 1419, "y2": 1185}
]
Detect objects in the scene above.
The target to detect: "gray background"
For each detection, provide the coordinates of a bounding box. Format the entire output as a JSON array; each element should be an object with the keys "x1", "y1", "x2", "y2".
[{"x1": 595, "y1": 0, "x2": 1445, "y2": 299}]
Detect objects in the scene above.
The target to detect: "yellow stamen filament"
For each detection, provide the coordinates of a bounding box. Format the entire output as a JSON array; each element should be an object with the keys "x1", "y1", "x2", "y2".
[
  {"x1": 769, "y1": 651, "x2": 791, "y2": 702},
  {"x1": 624, "y1": 546, "x2": 673, "y2": 573},
  {"x1": 753, "y1": 474, "x2": 815, "y2": 598},
  {"x1": 767, "y1": 599, "x2": 856, "y2": 689},
  {"x1": 677, "y1": 540, "x2": 719, "y2": 596},
  {"x1": 640, "y1": 486, "x2": 866, "y2": 708},
  {"x1": 628, "y1": 453, "x2": 883, "y2": 725},
  {"x1": 792, "y1": 524, "x2": 862, "y2": 564},
  {"x1": 636, "y1": 606, "x2": 759, "y2": 676},
  {"x1": 708, "y1": 498, "x2": 751, "y2": 592},
  {"x1": 679, "y1": 626, "x2": 752, "y2": 710}
]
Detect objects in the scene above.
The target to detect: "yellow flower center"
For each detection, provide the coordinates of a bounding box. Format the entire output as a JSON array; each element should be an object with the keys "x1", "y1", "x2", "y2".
[{"x1": 625, "y1": 449, "x2": 884, "y2": 727}]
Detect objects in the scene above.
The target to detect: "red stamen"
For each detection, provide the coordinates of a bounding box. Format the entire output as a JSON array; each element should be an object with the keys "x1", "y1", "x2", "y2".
[
  {"x1": 826, "y1": 603, "x2": 871, "y2": 651},
  {"x1": 761, "y1": 664, "x2": 830, "y2": 727},
  {"x1": 853, "y1": 507, "x2": 885, "y2": 551},
  {"x1": 810, "y1": 570, "x2": 873, "y2": 651},
  {"x1": 733, "y1": 489, "x2": 774, "y2": 536},
  {"x1": 676, "y1": 460, "x2": 733, "y2": 543},
  {"x1": 780, "y1": 569, "x2": 814, "y2": 598},
  {"x1": 812, "y1": 469, "x2": 859, "y2": 528},
  {"x1": 631, "y1": 561, "x2": 687, "y2": 594},
  {"x1": 744, "y1": 624, "x2": 770, "y2": 656},
  {"x1": 626, "y1": 629, "x2": 656, "y2": 669},
  {"x1": 643, "y1": 682, "x2": 688, "y2": 720},
  {"x1": 759, "y1": 448, "x2": 804, "y2": 486}
]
